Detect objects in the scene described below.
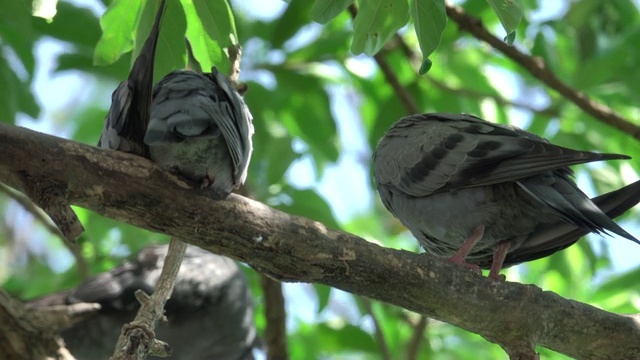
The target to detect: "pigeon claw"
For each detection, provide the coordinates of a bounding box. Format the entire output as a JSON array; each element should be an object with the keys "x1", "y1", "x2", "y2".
[{"x1": 488, "y1": 241, "x2": 510, "y2": 281}]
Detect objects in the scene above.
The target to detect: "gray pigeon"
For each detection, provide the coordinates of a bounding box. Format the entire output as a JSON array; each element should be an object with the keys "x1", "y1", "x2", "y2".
[
  {"x1": 29, "y1": 245, "x2": 258, "y2": 360},
  {"x1": 144, "y1": 68, "x2": 254, "y2": 197},
  {"x1": 98, "y1": 0, "x2": 166, "y2": 156},
  {"x1": 373, "y1": 113, "x2": 640, "y2": 279},
  {"x1": 97, "y1": 0, "x2": 253, "y2": 198}
]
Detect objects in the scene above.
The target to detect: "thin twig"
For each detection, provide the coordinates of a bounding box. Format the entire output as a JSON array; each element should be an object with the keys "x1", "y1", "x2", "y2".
[
  {"x1": 406, "y1": 315, "x2": 428, "y2": 360},
  {"x1": 0, "y1": 183, "x2": 89, "y2": 280},
  {"x1": 427, "y1": 75, "x2": 560, "y2": 117},
  {"x1": 259, "y1": 274, "x2": 289, "y2": 360},
  {"x1": 361, "y1": 298, "x2": 392, "y2": 360},
  {"x1": 0, "y1": 183, "x2": 62, "y2": 238},
  {"x1": 110, "y1": 238, "x2": 187, "y2": 360},
  {"x1": 444, "y1": 3, "x2": 640, "y2": 140},
  {"x1": 387, "y1": 34, "x2": 560, "y2": 117},
  {"x1": 346, "y1": 7, "x2": 425, "y2": 358},
  {"x1": 228, "y1": 44, "x2": 248, "y2": 94},
  {"x1": 228, "y1": 44, "x2": 242, "y2": 84}
]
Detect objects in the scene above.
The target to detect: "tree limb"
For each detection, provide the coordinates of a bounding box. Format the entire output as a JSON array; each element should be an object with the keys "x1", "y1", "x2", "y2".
[
  {"x1": 405, "y1": 315, "x2": 428, "y2": 360},
  {"x1": 361, "y1": 298, "x2": 391, "y2": 360},
  {"x1": 259, "y1": 275, "x2": 289, "y2": 360},
  {"x1": 444, "y1": 3, "x2": 640, "y2": 140},
  {"x1": 0, "y1": 183, "x2": 90, "y2": 280},
  {"x1": 0, "y1": 289, "x2": 100, "y2": 360},
  {"x1": 1, "y1": 123, "x2": 640, "y2": 359}
]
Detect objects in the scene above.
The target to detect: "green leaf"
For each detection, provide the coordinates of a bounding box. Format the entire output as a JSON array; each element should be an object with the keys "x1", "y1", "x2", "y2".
[
  {"x1": 410, "y1": 0, "x2": 446, "y2": 69},
  {"x1": 419, "y1": 58, "x2": 433, "y2": 74},
  {"x1": 192, "y1": 0, "x2": 237, "y2": 47},
  {"x1": 592, "y1": 268, "x2": 640, "y2": 303},
  {"x1": 136, "y1": 0, "x2": 187, "y2": 80},
  {"x1": 16, "y1": 75, "x2": 40, "y2": 118},
  {"x1": 486, "y1": 0, "x2": 523, "y2": 35},
  {"x1": 182, "y1": 0, "x2": 227, "y2": 73},
  {"x1": 0, "y1": 0, "x2": 35, "y2": 77},
  {"x1": 504, "y1": 30, "x2": 516, "y2": 44},
  {"x1": 314, "y1": 284, "x2": 332, "y2": 313},
  {"x1": 271, "y1": 68, "x2": 339, "y2": 164},
  {"x1": 275, "y1": 188, "x2": 340, "y2": 230},
  {"x1": 351, "y1": 0, "x2": 409, "y2": 56},
  {"x1": 93, "y1": 0, "x2": 140, "y2": 66},
  {"x1": 288, "y1": 27, "x2": 352, "y2": 62},
  {"x1": 311, "y1": 0, "x2": 352, "y2": 24},
  {"x1": 0, "y1": 60, "x2": 18, "y2": 123},
  {"x1": 264, "y1": 136, "x2": 297, "y2": 185},
  {"x1": 0, "y1": 56, "x2": 39, "y2": 122},
  {"x1": 315, "y1": 323, "x2": 378, "y2": 352},
  {"x1": 32, "y1": 2, "x2": 101, "y2": 49}
]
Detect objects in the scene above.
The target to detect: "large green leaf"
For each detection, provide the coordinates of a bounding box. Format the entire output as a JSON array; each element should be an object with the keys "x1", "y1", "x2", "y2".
[
  {"x1": 0, "y1": 0, "x2": 36, "y2": 77},
  {"x1": 271, "y1": 67, "x2": 339, "y2": 164},
  {"x1": 274, "y1": 187, "x2": 340, "y2": 230},
  {"x1": 181, "y1": 0, "x2": 227, "y2": 73},
  {"x1": 93, "y1": 0, "x2": 140, "y2": 66},
  {"x1": 192, "y1": 0, "x2": 237, "y2": 47},
  {"x1": 311, "y1": 0, "x2": 352, "y2": 24},
  {"x1": 486, "y1": 0, "x2": 523, "y2": 38},
  {"x1": 0, "y1": 56, "x2": 40, "y2": 122},
  {"x1": 0, "y1": 59, "x2": 19, "y2": 123},
  {"x1": 410, "y1": 0, "x2": 446, "y2": 73},
  {"x1": 313, "y1": 284, "x2": 332, "y2": 313},
  {"x1": 351, "y1": 0, "x2": 410, "y2": 56}
]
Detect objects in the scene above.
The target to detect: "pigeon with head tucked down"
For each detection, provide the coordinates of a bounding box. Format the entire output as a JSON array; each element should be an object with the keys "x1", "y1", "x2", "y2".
[
  {"x1": 144, "y1": 68, "x2": 254, "y2": 198},
  {"x1": 373, "y1": 113, "x2": 640, "y2": 279},
  {"x1": 98, "y1": 0, "x2": 253, "y2": 198}
]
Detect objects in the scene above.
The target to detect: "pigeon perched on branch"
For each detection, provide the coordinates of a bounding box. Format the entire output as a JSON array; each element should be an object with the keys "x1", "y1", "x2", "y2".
[
  {"x1": 373, "y1": 113, "x2": 640, "y2": 279},
  {"x1": 93, "y1": 0, "x2": 256, "y2": 356},
  {"x1": 144, "y1": 68, "x2": 254, "y2": 196},
  {"x1": 98, "y1": 0, "x2": 253, "y2": 197}
]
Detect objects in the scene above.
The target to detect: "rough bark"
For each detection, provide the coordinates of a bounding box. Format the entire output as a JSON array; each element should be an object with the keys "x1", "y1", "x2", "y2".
[
  {"x1": 0, "y1": 289, "x2": 100, "y2": 360},
  {"x1": 1, "y1": 123, "x2": 640, "y2": 359}
]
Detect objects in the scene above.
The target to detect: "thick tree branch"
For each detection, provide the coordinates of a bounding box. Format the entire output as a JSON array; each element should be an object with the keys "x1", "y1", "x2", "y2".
[
  {"x1": 1, "y1": 123, "x2": 640, "y2": 359},
  {"x1": 444, "y1": 3, "x2": 640, "y2": 140}
]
